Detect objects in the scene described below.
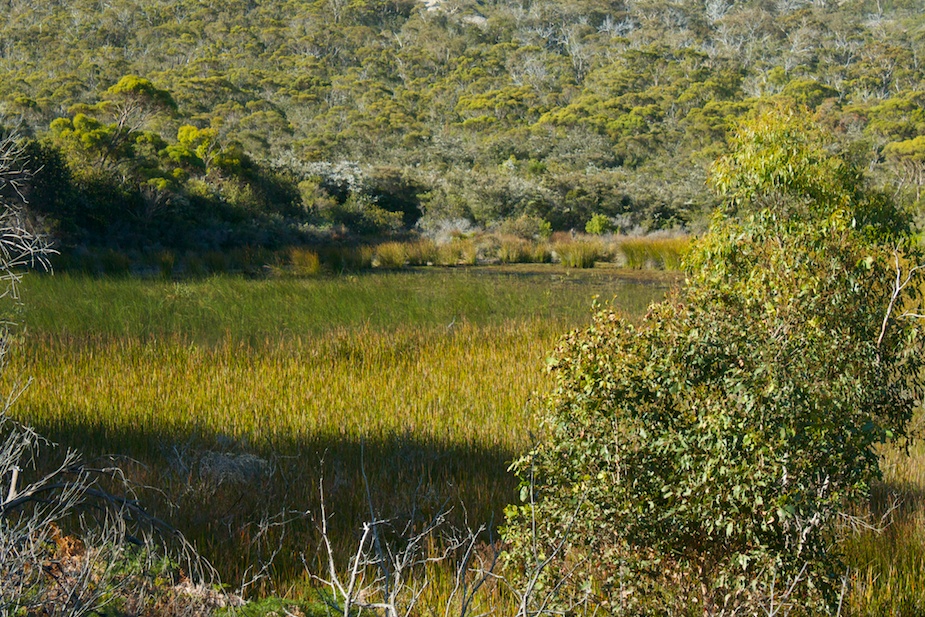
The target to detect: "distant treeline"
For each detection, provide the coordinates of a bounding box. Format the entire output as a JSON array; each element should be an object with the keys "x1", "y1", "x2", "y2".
[{"x1": 1, "y1": 0, "x2": 923, "y2": 251}]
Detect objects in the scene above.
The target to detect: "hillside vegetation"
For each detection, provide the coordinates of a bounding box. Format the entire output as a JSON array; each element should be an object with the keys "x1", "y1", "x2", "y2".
[{"x1": 1, "y1": 0, "x2": 923, "y2": 251}]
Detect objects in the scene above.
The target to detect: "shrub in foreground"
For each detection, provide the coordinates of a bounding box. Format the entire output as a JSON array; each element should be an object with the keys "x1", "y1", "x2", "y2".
[{"x1": 505, "y1": 107, "x2": 925, "y2": 615}]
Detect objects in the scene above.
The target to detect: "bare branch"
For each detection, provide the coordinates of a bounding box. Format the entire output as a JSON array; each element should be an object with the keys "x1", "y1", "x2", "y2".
[{"x1": 878, "y1": 250, "x2": 925, "y2": 348}]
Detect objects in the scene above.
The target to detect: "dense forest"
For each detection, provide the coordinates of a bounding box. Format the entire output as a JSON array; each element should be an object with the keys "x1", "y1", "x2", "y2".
[{"x1": 0, "y1": 0, "x2": 923, "y2": 251}]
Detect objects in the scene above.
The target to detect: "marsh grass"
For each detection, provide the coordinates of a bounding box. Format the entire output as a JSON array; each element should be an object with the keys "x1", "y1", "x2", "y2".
[
  {"x1": 9, "y1": 325, "x2": 549, "y2": 586},
  {"x1": 552, "y1": 236, "x2": 611, "y2": 268},
  {"x1": 4, "y1": 267, "x2": 673, "y2": 592},
  {"x1": 49, "y1": 234, "x2": 688, "y2": 279},
  {"x1": 16, "y1": 267, "x2": 670, "y2": 342},
  {"x1": 842, "y1": 434, "x2": 925, "y2": 615},
  {"x1": 619, "y1": 235, "x2": 690, "y2": 269},
  {"x1": 287, "y1": 248, "x2": 322, "y2": 276},
  {"x1": 373, "y1": 241, "x2": 408, "y2": 268},
  {"x1": 7, "y1": 266, "x2": 922, "y2": 611},
  {"x1": 402, "y1": 238, "x2": 439, "y2": 266}
]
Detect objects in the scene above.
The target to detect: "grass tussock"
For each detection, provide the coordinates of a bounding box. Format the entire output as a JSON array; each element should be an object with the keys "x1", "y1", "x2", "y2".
[
  {"x1": 619, "y1": 235, "x2": 690, "y2": 269},
  {"x1": 373, "y1": 241, "x2": 408, "y2": 268},
  {"x1": 403, "y1": 238, "x2": 438, "y2": 265},
  {"x1": 287, "y1": 247, "x2": 322, "y2": 276},
  {"x1": 552, "y1": 235, "x2": 610, "y2": 268}
]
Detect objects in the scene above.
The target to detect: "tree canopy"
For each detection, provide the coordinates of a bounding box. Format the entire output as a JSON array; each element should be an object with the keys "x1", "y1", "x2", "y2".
[{"x1": 0, "y1": 0, "x2": 923, "y2": 249}]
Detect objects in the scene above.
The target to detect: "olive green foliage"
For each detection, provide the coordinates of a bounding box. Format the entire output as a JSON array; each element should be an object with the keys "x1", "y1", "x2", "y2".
[
  {"x1": 505, "y1": 108, "x2": 925, "y2": 614},
  {"x1": 1, "y1": 0, "x2": 924, "y2": 249}
]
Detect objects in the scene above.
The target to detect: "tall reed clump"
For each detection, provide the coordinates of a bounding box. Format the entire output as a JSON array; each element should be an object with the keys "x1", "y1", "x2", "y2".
[
  {"x1": 552, "y1": 236, "x2": 610, "y2": 268},
  {"x1": 318, "y1": 245, "x2": 374, "y2": 271},
  {"x1": 435, "y1": 237, "x2": 478, "y2": 266},
  {"x1": 373, "y1": 241, "x2": 408, "y2": 268},
  {"x1": 496, "y1": 235, "x2": 533, "y2": 264},
  {"x1": 287, "y1": 247, "x2": 322, "y2": 276},
  {"x1": 403, "y1": 238, "x2": 438, "y2": 265},
  {"x1": 619, "y1": 235, "x2": 690, "y2": 269}
]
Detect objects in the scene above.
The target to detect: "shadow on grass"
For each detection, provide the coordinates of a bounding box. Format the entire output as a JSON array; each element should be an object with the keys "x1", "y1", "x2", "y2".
[
  {"x1": 869, "y1": 479, "x2": 925, "y2": 521},
  {"x1": 24, "y1": 416, "x2": 522, "y2": 592}
]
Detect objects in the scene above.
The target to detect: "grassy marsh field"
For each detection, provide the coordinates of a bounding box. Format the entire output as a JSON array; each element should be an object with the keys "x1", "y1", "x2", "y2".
[
  {"x1": 2, "y1": 266, "x2": 673, "y2": 595},
  {"x1": 3, "y1": 265, "x2": 925, "y2": 614}
]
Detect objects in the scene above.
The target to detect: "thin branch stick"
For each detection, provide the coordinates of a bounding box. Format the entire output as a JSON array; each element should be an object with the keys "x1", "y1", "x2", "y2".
[{"x1": 878, "y1": 250, "x2": 925, "y2": 348}]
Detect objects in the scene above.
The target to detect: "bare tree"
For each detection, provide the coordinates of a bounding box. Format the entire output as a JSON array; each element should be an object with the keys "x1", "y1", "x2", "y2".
[{"x1": 306, "y1": 457, "x2": 596, "y2": 617}]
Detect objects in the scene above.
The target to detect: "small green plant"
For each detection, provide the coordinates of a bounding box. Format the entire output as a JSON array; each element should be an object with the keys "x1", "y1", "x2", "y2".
[{"x1": 584, "y1": 213, "x2": 612, "y2": 235}]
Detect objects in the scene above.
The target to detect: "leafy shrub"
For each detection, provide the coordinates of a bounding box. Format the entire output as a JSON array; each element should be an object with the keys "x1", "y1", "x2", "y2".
[
  {"x1": 505, "y1": 107, "x2": 925, "y2": 615},
  {"x1": 584, "y1": 213, "x2": 612, "y2": 235},
  {"x1": 497, "y1": 214, "x2": 553, "y2": 240}
]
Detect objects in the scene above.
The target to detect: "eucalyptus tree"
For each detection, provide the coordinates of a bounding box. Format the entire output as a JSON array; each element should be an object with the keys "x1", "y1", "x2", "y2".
[{"x1": 504, "y1": 105, "x2": 925, "y2": 615}]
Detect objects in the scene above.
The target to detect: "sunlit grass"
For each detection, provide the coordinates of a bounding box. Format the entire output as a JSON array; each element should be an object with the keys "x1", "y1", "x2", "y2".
[
  {"x1": 3, "y1": 266, "x2": 672, "y2": 591},
  {"x1": 619, "y1": 235, "x2": 690, "y2": 269},
  {"x1": 843, "y1": 432, "x2": 925, "y2": 615},
  {"x1": 15, "y1": 267, "x2": 668, "y2": 342},
  {"x1": 6, "y1": 265, "x2": 925, "y2": 611}
]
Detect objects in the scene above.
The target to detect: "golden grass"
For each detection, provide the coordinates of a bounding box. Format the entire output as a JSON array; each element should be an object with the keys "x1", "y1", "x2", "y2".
[
  {"x1": 552, "y1": 237, "x2": 610, "y2": 268},
  {"x1": 6, "y1": 267, "x2": 923, "y2": 611},
  {"x1": 4, "y1": 323, "x2": 554, "y2": 591},
  {"x1": 842, "y1": 433, "x2": 925, "y2": 615},
  {"x1": 287, "y1": 247, "x2": 322, "y2": 276},
  {"x1": 372, "y1": 241, "x2": 407, "y2": 268},
  {"x1": 4, "y1": 268, "x2": 673, "y2": 592},
  {"x1": 619, "y1": 235, "x2": 690, "y2": 269}
]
